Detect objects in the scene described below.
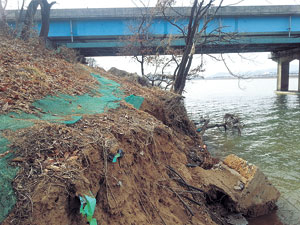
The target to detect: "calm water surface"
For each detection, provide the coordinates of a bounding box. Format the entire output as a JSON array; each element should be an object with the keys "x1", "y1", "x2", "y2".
[{"x1": 184, "y1": 78, "x2": 300, "y2": 225}]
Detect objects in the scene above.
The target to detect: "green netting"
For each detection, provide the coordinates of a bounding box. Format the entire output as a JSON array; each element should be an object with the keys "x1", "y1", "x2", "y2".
[
  {"x1": 0, "y1": 73, "x2": 144, "y2": 223},
  {"x1": 32, "y1": 73, "x2": 123, "y2": 119},
  {"x1": 0, "y1": 116, "x2": 35, "y2": 222},
  {"x1": 125, "y1": 95, "x2": 145, "y2": 110},
  {"x1": 0, "y1": 136, "x2": 18, "y2": 223}
]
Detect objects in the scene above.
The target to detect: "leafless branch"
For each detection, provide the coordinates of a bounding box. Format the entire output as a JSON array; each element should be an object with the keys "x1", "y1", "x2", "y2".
[
  {"x1": 220, "y1": 54, "x2": 249, "y2": 80},
  {"x1": 224, "y1": 0, "x2": 245, "y2": 7}
]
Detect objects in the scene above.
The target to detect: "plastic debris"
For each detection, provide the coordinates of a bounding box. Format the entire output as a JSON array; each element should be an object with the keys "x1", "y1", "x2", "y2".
[
  {"x1": 112, "y1": 149, "x2": 124, "y2": 163},
  {"x1": 117, "y1": 181, "x2": 123, "y2": 187},
  {"x1": 79, "y1": 195, "x2": 97, "y2": 225},
  {"x1": 107, "y1": 153, "x2": 115, "y2": 162}
]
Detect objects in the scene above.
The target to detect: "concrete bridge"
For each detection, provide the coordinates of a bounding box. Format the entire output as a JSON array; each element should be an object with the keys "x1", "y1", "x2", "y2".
[{"x1": 7, "y1": 5, "x2": 300, "y2": 92}]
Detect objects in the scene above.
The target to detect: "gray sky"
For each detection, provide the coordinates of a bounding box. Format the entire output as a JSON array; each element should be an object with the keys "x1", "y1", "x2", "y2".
[
  {"x1": 52, "y1": 0, "x2": 300, "y2": 9},
  {"x1": 6, "y1": 0, "x2": 300, "y2": 76},
  {"x1": 53, "y1": 0, "x2": 300, "y2": 9},
  {"x1": 7, "y1": 0, "x2": 300, "y2": 10}
]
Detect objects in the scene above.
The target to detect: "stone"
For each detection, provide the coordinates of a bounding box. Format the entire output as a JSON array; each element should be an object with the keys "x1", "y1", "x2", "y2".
[
  {"x1": 195, "y1": 154, "x2": 280, "y2": 217},
  {"x1": 223, "y1": 154, "x2": 280, "y2": 216},
  {"x1": 108, "y1": 67, "x2": 149, "y2": 87},
  {"x1": 226, "y1": 213, "x2": 248, "y2": 225}
]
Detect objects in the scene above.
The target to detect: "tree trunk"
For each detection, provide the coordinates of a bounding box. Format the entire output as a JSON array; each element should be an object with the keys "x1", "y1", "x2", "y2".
[
  {"x1": 175, "y1": 54, "x2": 194, "y2": 95},
  {"x1": 15, "y1": 0, "x2": 26, "y2": 36},
  {"x1": 39, "y1": 0, "x2": 56, "y2": 44},
  {"x1": 170, "y1": 0, "x2": 221, "y2": 95},
  {"x1": 0, "y1": 1, "x2": 5, "y2": 22},
  {"x1": 139, "y1": 55, "x2": 145, "y2": 76},
  {"x1": 173, "y1": 0, "x2": 199, "y2": 95},
  {"x1": 21, "y1": 0, "x2": 40, "y2": 40},
  {"x1": 0, "y1": 0, "x2": 8, "y2": 30}
]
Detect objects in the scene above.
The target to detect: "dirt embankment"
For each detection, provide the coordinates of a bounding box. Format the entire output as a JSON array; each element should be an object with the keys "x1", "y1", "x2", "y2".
[{"x1": 0, "y1": 35, "x2": 279, "y2": 225}]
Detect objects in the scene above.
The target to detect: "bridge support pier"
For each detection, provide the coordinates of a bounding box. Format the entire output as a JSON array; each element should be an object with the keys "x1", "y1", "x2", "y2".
[
  {"x1": 277, "y1": 60, "x2": 289, "y2": 91},
  {"x1": 271, "y1": 48, "x2": 300, "y2": 92}
]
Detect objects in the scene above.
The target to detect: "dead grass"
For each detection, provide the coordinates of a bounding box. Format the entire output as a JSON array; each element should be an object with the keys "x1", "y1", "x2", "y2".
[{"x1": 0, "y1": 35, "x2": 98, "y2": 114}]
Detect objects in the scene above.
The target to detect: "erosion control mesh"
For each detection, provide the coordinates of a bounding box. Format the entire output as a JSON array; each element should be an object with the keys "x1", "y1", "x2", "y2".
[
  {"x1": 0, "y1": 73, "x2": 144, "y2": 223},
  {"x1": 0, "y1": 137, "x2": 18, "y2": 223}
]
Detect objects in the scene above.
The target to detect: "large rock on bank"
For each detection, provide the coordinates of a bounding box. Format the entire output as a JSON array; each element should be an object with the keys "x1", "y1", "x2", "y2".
[
  {"x1": 196, "y1": 154, "x2": 280, "y2": 217},
  {"x1": 108, "y1": 67, "x2": 149, "y2": 87}
]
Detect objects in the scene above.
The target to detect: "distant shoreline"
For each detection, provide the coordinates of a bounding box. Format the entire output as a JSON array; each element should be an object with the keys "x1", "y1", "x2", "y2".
[{"x1": 200, "y1": 74, "x2": 298, "y2": 81}]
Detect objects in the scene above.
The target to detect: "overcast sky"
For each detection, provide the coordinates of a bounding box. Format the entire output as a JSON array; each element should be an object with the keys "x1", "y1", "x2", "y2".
[
  {"x1": 6, "y1": 0, "x2": 300, "y2": 76},
  {"x1": 53, "y1": 0, "x2": 300, "y2": 9},
  {"x1": 52, "y1": 0, "x2": 300, "y2": 9},
  {"x1": 7, "y1": 0, "x2": 300, "y2": 10}
]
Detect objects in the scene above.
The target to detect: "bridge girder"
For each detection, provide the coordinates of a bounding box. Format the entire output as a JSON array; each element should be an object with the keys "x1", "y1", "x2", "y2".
[{"x1": 51, "y1": 34, "x2": 300, "y2": 57}]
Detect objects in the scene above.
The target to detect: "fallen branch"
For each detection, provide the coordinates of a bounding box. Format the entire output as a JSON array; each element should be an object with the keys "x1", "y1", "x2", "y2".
[
  {"x1": 166, "y1": 166, "x2": 204, "y2": 194},
  {"x1": 176, "y1": 179, "x2": 204, "y2": 193},
  {"x1": 164, "y1": 167, "x2": 205, "y2": 213},
  {"x1": 168, "y1": 186, "x2": 194, "y2": 216},
  {"x1": 180, "y1": 194, "x2": 203, "y2": 207},
  {"x1": 166, "y1": 165, "x2": 188, "y2": 184},
  {"x1": 206, "y1": 123, "x2": 226, "y2": 130},
  {"x1": 199, "y1": 119, "x2": 210, "y2": 136},
  {"x1": 196, "y1": 113, "x2": 244, "y2": 136}
]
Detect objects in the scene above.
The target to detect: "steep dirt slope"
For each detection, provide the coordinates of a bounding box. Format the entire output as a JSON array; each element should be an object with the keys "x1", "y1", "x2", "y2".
[
  {"x1": 0, "y1": 35, "x2": 218, "y2": 225},
  {"x1": 0, "y1": 34, "x2": 279, "y2": 225}
]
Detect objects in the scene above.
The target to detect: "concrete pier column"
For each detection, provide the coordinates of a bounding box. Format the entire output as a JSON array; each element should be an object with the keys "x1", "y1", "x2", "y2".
[{"x1": 277, "y1": 61, "x2": 289, "y2": 91}]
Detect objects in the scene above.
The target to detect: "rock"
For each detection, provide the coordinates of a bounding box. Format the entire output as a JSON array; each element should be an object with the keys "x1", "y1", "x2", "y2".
[
  {"x1": 226, "y1": 213, "x2": 248, "y2": 225},
  {"x1": 233, "y1": 180, "x2": 245, "y2": 191},
  {"x1": 196, "y1": 154, "x2": 280, "y2": 217},
  {"x1": 108, "y1": 67, "x2": 149, "y2": 87}
]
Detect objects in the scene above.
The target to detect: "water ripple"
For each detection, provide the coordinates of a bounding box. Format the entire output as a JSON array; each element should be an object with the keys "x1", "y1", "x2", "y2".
[{"x1": 185, "y1": 78, "x2": 300, "y2": 224}]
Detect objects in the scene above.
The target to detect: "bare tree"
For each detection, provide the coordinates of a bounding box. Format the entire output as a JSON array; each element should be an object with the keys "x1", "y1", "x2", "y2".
[
  {"x1": 15, "y1": 0, "x2": 26, "y2": 36},
  {"x1": 157, "y1": 0, "x2": 224, "y2": 95},
  {"x1": 0, "y1": 0, "x2": 7, "y2": 19},
  {"x1": 0, "y1": 0, "x2": 8, "y2": 29},
  {"x1": 21, "y1": 0, "x2": 55, "y2": 42},
  {"x1": 121, "y1": 4, "x2": 188, "y2": 89},
  {"x1": 120, "y1": 6, "x2": 165, "y2": 88},
  {"x1": 120, "y1": 4, "x2": 157, "y2": 77},
  {"x1": 39, "y1": 0, "x2": 56, "y2": 43},
  {"x1": 86, "y1": 57, "x2": 98, "y2": 67},
  {"x1": 20, "y1": 0, "x2": 40, "y2": 40},
  {"x1": 122, "y1": 0, "x2": 230, "y2": 93}
]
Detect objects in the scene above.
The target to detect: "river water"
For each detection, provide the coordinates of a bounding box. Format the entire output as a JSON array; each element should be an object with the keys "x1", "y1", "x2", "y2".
[{"x1": 184, "y1": 77, "x2": 300, "y2": 225}]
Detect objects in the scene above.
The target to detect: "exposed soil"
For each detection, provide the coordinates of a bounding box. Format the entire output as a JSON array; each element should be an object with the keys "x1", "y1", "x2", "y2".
[
  {"x1": 3, "y1": 103, "x2": 219, "y2": 225},
  {"x1": 0, "y1": 34, "x2": 222, "y2": 225},
  {"x1": 0, "y1": 33, "x2": 278, "y2": 225}
]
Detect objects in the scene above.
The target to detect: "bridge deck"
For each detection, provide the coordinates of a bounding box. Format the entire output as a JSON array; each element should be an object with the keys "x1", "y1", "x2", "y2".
[{"x1": 7, "y1": 5, "x2": 300, "y2": 56}]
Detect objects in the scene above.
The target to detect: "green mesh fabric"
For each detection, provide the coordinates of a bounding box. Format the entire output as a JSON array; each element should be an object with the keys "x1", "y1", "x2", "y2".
[
  {"x1": 0, "y1": 73, "x2": 144, "y2": 223},
  {"x1": 0, "y1": 136, "x2": 18, "y2": 222},
  {"x1": 0, "y1": 116, "x2": 35, "y2": 222},
  {"x1": 124, "y1": 95, "x2": 144, "y2": 110},
  {"x1": 33, "y1": 73, "x2": 123, "y2": 119}
]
